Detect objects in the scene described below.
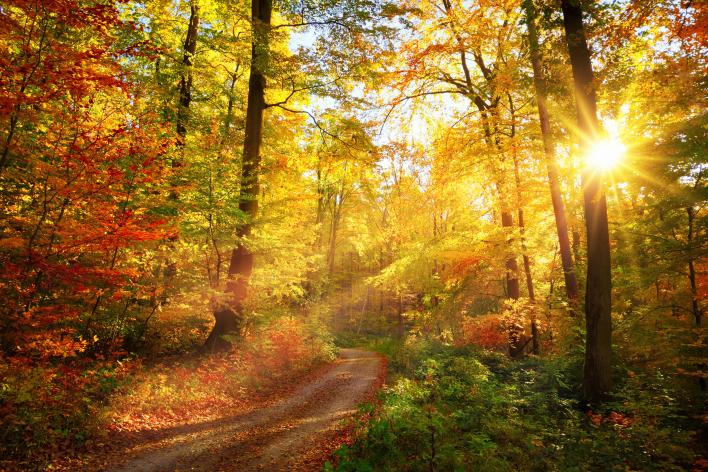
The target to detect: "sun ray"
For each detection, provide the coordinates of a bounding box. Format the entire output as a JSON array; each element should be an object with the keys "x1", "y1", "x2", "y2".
[{"x1": 586, "y1": 137, "x2": 626, "y2": 171}]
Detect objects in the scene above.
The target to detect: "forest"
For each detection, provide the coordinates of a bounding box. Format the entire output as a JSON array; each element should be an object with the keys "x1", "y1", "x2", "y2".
[{"x1": 0, "y1": 0, "x2": 705, "y2": 470}]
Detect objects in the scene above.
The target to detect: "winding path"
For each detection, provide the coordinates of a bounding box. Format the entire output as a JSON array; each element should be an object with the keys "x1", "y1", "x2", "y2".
[{"x1": 106, "y1": 348, "x2": 383, "y2": 471}]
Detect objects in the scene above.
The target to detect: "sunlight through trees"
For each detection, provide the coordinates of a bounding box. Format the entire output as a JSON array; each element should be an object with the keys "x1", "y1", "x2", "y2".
[{"x1": 0, "y1": 0, "x2": 705, "y2": 469}]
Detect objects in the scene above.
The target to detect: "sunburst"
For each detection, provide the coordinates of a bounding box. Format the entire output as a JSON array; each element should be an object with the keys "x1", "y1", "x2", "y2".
[{"x1": 586, "y1": 136, "x2": 626, "y2": 171}]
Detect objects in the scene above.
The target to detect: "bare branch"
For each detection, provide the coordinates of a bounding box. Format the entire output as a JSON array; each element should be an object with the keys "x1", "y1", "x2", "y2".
[{"x1": 378, "y1": 89, "x2": 463, "y2": 136}]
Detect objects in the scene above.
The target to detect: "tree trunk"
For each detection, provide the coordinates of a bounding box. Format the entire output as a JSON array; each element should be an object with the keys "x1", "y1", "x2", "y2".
[
  {"x1": 518, "y1": 209, "x2": 535, "y2": 301},
  {"x1": 531, "y1": 318, "x2": 540, "y2": 355},
  {"x1": 204, "y1": 0, "x2": 271, "y2": 352},
  {"x1": 509, "y1": 95, "x2": 535, "y2": 301},
  {"x1": 176, "y1": 2, "x2": 199, "y2": 149},
  {"x1": 327, "y1": 196, "x2": 341, "y2": 275},
  {"x1": 687, "y1": 206, "x2": 702, "y2": 328},
  {"x1": 501, "y1": 210, "x2": 521, "y2": 300},
  {"x1": 163, "y1": 2, "x2": 200, "y2": 290},
  {"x1": 524, "y1": 0, "x2": 578, "y2": 302},
  {"x1": 442, "y1": 0, "x2": 521, "y2": 302},
  {"x1": 686, "y1": 205, "x2": 705, "y2": 390},
  {"x1": 561, "y1": 0, "x2": 612, "y2": 403}
]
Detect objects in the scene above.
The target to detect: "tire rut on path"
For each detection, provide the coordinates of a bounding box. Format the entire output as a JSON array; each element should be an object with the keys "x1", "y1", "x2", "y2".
[{"x1": 107, "y1": 348, "x2": 383, "y2": 472}]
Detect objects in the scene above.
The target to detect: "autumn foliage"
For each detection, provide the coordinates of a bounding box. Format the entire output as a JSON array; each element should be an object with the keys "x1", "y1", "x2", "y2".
[
  {"x1": 458, "y1": 314, "x2": 507, "y2": 351},
  {"x1": 107, "y1": 317, "x2": 334, "y2": 433},
  {"x1": 1, "y1": 317, "x2": 334, "y2": 463},
  {"x1": 0, "y1": 0, "x2": 706, "y2": 469},
  {"x1": 0, "y1": 0, "x2": 172, "y2": 361},
  {"x1": 0, "y1": 2, "x2": 176, "y2": 465}
]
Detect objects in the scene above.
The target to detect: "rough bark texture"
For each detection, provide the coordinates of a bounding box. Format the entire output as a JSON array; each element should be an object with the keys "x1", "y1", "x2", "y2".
[
  {"x1": 524, "y1": 0, "x2": 578, "y2": 302},
  {"x1": 561, "y1": 0, "x2": 613, "y2": 403},
  {"x1": 205, "y1": 0, "x2": 271, "y2": 352}
]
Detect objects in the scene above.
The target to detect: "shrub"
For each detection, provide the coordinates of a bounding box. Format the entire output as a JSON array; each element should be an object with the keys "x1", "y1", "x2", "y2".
[
  {"x1": 108, "y1": 316, "x2": 336, "y2": 433},
  {"x1": 331, "y1": 339, "x2": 699, "y2": 472},
  {"x1": 0, "y1": 356, "x2": 134, "y2": 464}
]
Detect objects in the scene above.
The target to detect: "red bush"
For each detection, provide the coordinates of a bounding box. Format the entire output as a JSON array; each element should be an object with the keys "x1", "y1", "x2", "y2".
[{"x1": 457, "y1": 314, "x2": 507, "y2": 350}]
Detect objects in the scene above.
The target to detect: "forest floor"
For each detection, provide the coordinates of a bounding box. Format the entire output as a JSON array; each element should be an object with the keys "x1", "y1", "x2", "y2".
[{"x1": 74, "y1": 348, "x2": 386, "y2": 471}]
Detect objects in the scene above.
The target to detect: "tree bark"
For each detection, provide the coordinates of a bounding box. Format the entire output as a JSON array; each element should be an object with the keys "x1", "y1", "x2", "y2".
[
  {"x1": 687, "y1": 206, "x2": 702, "y2": 328},
  {"x1": 205, "y1": 0, "x2": 271, "y2": 352},
  {"x1": 524, "y1": 0, "x2": 578, "y2": 302},
  {"x1": 686, "y1": 205, "x2": 705, "y2": 390},
  {"x1": 509, "y1": 94, "x2": 535, "y2": 301},
  {"x1": 501, "y1": 210, "x2": 521, "y2": 299},
  {"x1": 531, "y1": 318, "x2": 540, "y2": 355},
  {"x1": 561, "y1": 0, "x2": 612, "y2": 403},
  {"x1": 176, "y1": 2, "x2": 199, "y2": 149},
  {"x1": 163, "y1": 2, "x2": 200, "y2": 289}
]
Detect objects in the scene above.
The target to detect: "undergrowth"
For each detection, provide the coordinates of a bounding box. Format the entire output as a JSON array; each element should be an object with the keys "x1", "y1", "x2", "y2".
[
  {"x1": 329, "y1": 338, "x2": 704, "y2": 472},
  {"x1": 0, "y1": 315, "x2": 335, "y2": 468}
]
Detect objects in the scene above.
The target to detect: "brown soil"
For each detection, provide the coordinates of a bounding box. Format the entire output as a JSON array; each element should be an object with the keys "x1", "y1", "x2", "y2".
[{"x1": 102, "y1": 348, "x2": 384, "y2": 471}]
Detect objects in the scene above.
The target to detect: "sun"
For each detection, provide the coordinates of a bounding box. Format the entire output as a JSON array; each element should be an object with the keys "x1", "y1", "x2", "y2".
[{"x1": 586, "y1": 136, "x2": 626, "y2": 171}]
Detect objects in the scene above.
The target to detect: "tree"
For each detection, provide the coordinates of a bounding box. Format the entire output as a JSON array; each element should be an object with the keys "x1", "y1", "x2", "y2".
[
  {"x1": 560, "y1": 0, "x2": 612, "y2": 403},
  {"x1": 205, "y1": 0, "x2": 272, "y2": 351},
  {"x1": 524, "y1": 0, "x2": 578, "y2": 303},
  {"x1": 0, "y1": 0, "x2": 171, "y2": 357},
  {"x1": 389, "y1": 0, "x2": 528, "y2": 301},
  {"x1": 176, "y1": 1, "x2": 200, "y2": 150}
]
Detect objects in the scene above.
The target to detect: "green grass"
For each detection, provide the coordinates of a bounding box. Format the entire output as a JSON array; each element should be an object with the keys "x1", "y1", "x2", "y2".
[{"x1": 334, "y1": 332, "x2": 401, "y2": 358}]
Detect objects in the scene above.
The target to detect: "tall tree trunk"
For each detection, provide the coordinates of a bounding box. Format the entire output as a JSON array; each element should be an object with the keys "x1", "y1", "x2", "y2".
[
  {"x1": 176, "y1": 2, "x2": 199, "y2": 149},
  {"x1": 205, "y1": 0, "x2": 271, "y2": 352},
  {"x1": 484, "y1": 106, "x2": 520, "y2": 301},
  {"x1": 501, "y1": 208, "x2": 521, "y2": 299},
  {"x1": 686, "y1": 205, "x2": 705, "y2": 390},
  {"x1": 509, "y1": 94, "x2": 535, "y2": 301},
  {"x1": 478, "y1": 102, "x2": 520, "y2": 300},
  {"x1": 163, "y1": 2, "x2": 200, "y2": 289},
  {"x1": 561, "y1": 0, "x2": 612, "y2": 403},
  {"x1": 442, "y1": 0, "x2": 520, "y2": 300},
  {"x1": 524, "y1": 0, "x2": 578, "y2": 302},
  {"x1": 327, "y1": 193, "x2": 342, "y2": 275},
  {"x1": 687, "y1": 205, "x2": 702, "y2": 328},
  {"x1": 518, "y1": 208, "x2": 535, "y2": 300}
]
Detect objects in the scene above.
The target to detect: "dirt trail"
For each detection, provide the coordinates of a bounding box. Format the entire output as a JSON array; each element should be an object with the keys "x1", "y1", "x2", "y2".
[{"x1": 106, "y1": 348, "x2": 383, "y2": 471}]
